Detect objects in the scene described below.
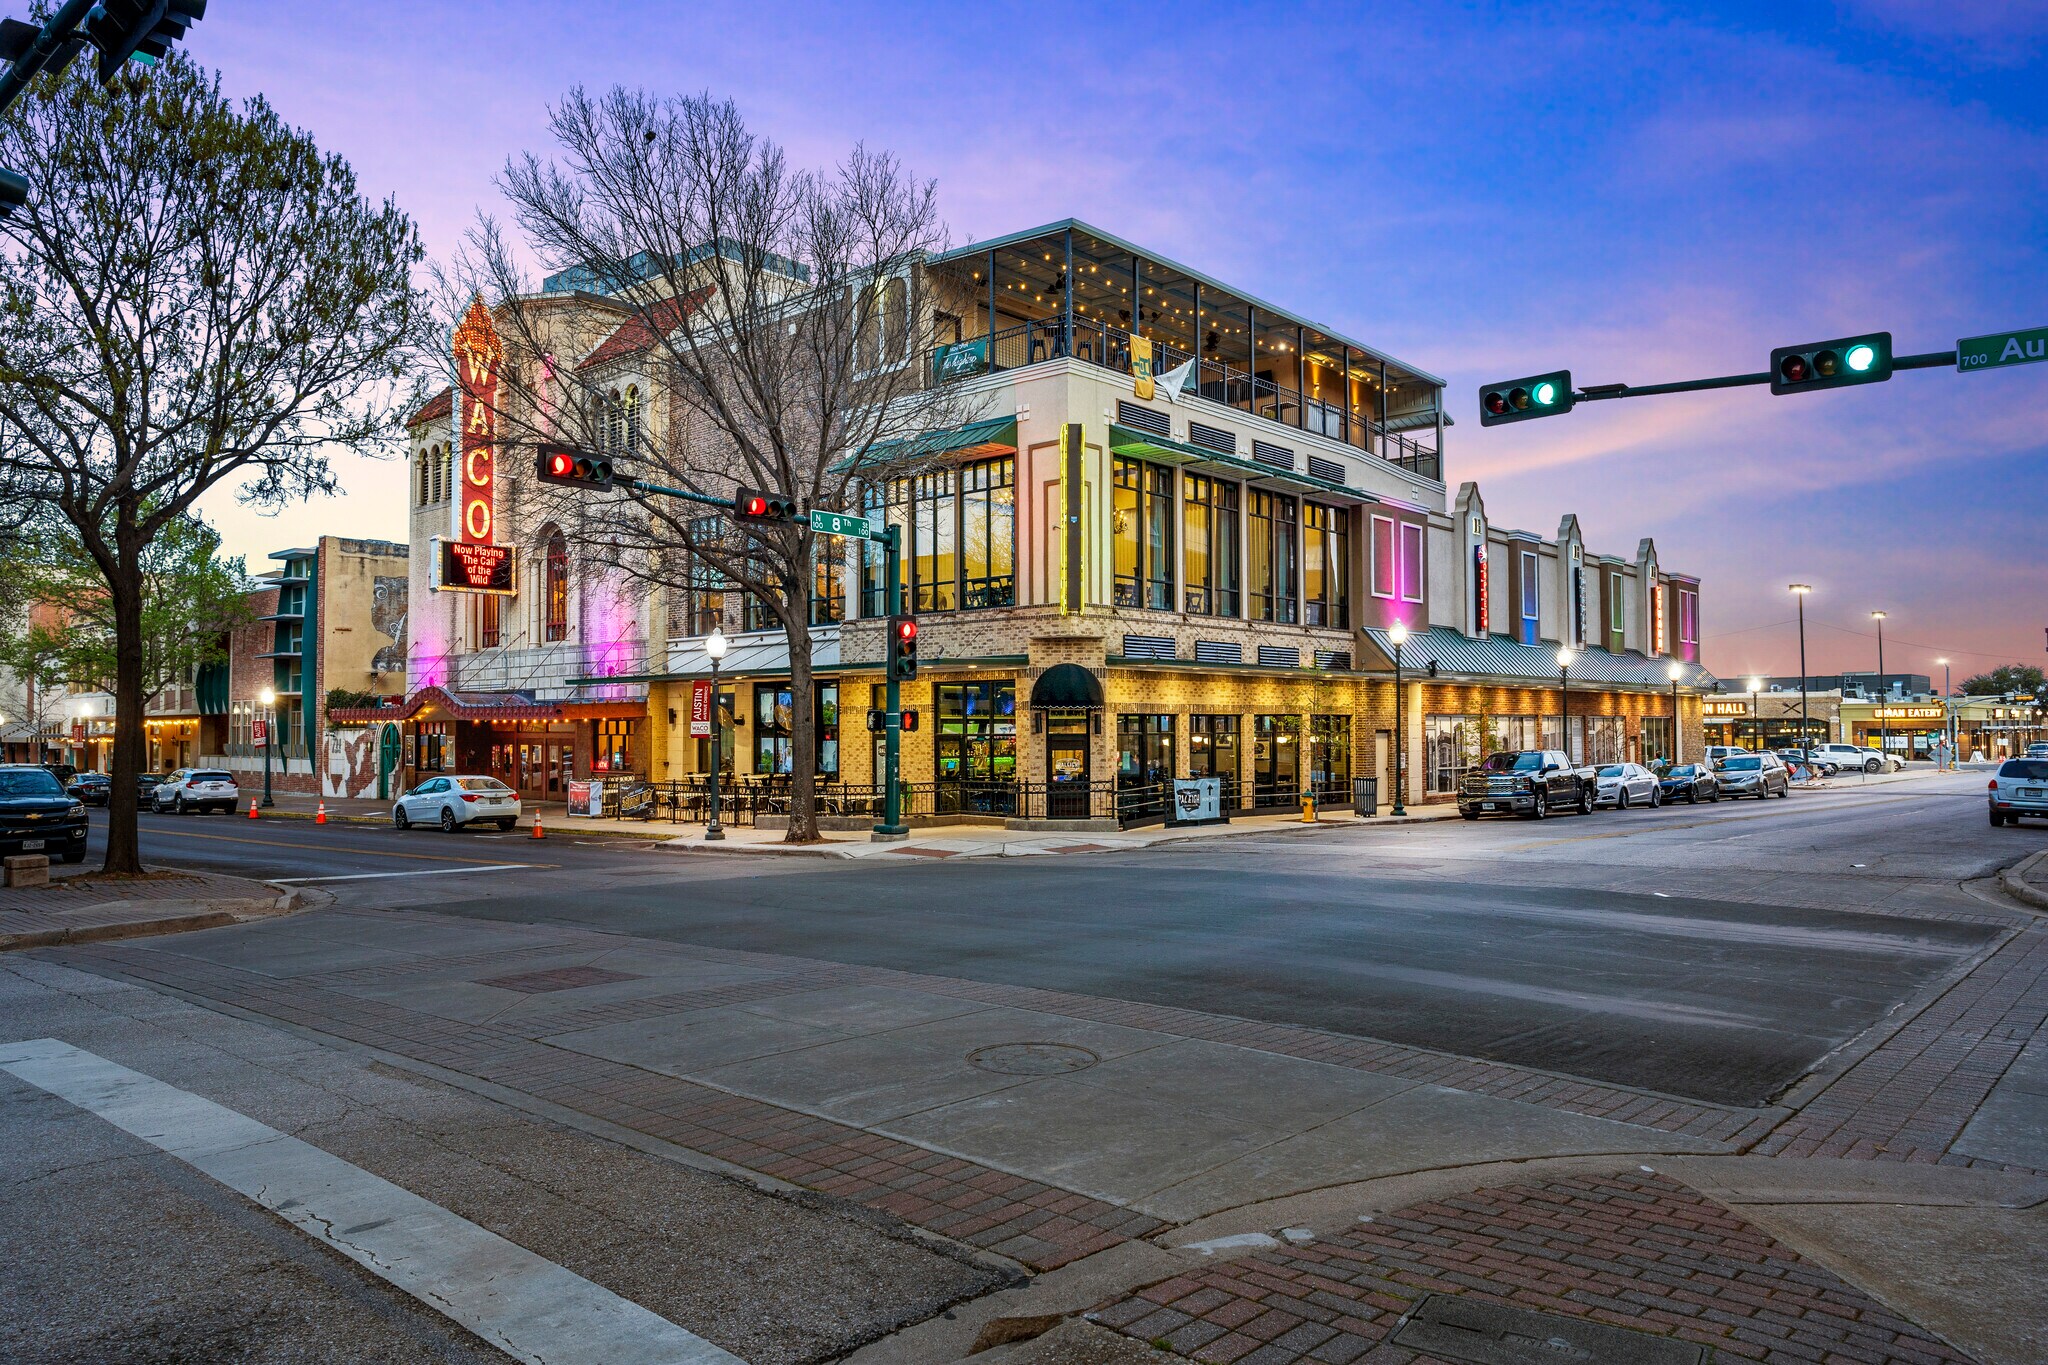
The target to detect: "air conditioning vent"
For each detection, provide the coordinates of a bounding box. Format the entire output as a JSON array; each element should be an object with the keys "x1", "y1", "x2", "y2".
[
  {"x1": 1257, "y1": 645, "x2": 1301, "y2": 668},
  {"x1": 1194, "y1": 640, "x2": 1243, "y2": 665},
  {"x1": 1314, "y1": 650, "x2": 1352, "y2": 670},
  {"x1": 1122, "y1": 634, "x2": 1177, "y2": 661},
  {"x1": 1116, "y1": 401, "x2": 1169, "y2": 438},
  {"x1": 1306, "y1": 455, "x2": 1346, "y2": 484},
  {"x1": 1252, "y1": 439, "x2": 1295, "y2": 470},
  {"x1": 1189, "y1": 422, "x2": 1237, "y2": 455}
]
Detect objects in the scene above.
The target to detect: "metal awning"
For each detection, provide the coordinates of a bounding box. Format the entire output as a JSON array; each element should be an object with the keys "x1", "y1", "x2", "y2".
[
  {"x1": 1029, "y1": 662, "x2": 1104, "y2": 710},
  {"x1": 657, "y1": 627, "x2": 843, "y2": 682},
  {"x1": 1106, "y1": 424, "x2": 1373, "y2": 503},
  {"x1": 1357, "y1": 625, "x2": 1719, "y2": 690},
  {"x1": 838, "y1": 415, "x2": 1018, "y2": 473}
]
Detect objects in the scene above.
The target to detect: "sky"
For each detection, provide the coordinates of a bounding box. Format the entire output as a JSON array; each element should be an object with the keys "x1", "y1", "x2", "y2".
[{"x1": 188, "y1": 0, "x2": 2047, "y2": 684}]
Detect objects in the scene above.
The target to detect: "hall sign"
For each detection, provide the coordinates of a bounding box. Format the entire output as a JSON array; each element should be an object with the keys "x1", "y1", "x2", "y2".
[
  {"x1": 1872, "y1": 706, "x2": 1944, "y2": 720},
  {"x1": 1703, "y1": 699, "x2": 1750, "y2": 717},
  {"x1": 433, "y1": 538, "x2": 516, "y2": 595},
  {"x1": 1957, "y1": 325, "x2": 2048, "y2": 373}
]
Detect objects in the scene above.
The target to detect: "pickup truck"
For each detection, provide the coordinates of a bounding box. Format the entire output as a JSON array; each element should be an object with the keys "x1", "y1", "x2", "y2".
[{"x1": 1457, "y1": 749, "x2": 1595, "y2": 820}]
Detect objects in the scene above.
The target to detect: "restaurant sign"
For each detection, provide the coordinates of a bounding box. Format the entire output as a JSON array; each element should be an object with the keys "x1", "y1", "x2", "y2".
[
  {"x1": 932, "y1": 337, "x2": 989, "y2": 383},
  {"x1": 1872, "y1": 706, "x2": 1944, "y2": 720},
  {"x1": 1473, "y1": 544, "x2": 1489, "y2": 633},
  {"x1": 1703, "y1": 699, "x2": 1751, "y2": 717},
  {"x1": 432, "y1": 538, "x2": 516, "y2": 595}
]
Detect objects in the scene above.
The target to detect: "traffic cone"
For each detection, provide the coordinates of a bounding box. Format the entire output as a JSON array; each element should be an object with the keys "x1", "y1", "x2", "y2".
[
  {"x1": 529, "y1": 811, "x2": 545, "y2": 840},
  {"x1": 247, "y1": 798, "x2": 259, "y2": 819},
  {"x1": 315, "y1": 801, "x2": 327, "y2": 825}
]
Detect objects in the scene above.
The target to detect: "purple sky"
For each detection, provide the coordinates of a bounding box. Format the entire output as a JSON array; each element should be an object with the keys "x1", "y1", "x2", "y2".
[{"x1": 190, "y1": 1, "x2": 2048, "y2": 684}]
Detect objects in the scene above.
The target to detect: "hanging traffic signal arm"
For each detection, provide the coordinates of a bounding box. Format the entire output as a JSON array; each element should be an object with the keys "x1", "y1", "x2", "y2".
[
  {"x1": 533, "y1": 444, "x2": 615, "y2": 489},
  {"x1": 731, "y1": 488, "x2": 802, "y2": 522},
  {"x1": 1478, "y1": 371, "x2": 1574, "y2": 426},
  {"x1": 1495, "y1": 340, "x2": 1962, "y2": 418},
  {"x1": 82, "y1": 0, "x2": 205, "y2": 82}
]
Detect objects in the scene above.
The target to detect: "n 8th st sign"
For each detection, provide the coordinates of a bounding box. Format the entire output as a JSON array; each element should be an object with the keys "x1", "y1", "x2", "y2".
[{"x1": 1958, "y1": 326, "x2": 2048, "y2": 373}]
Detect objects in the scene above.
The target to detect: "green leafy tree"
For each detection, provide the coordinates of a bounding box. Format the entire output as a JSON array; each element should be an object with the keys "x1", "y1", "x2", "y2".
[
  {"x1": 1961, "y1": 665, "x2": 2045, "y2": 696},
  {"x1": 0, "y1": 56, "x2": 427, "y2": 872}
]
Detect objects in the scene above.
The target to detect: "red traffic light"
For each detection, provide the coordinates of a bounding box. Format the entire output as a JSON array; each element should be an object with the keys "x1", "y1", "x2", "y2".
[
  {"x1": 895, "y1": 618, "x2": 917, "y2": 642},
  {"x1": 743, "y1": 495, "x2": 768, "y2": 517},
  {"x1": 1779, "y1": 354, "x2": 1808, "y2": 384},
  {"x1": 733, "y1": 488, "x2": 798, "y2": 521},
  {"x1": 547, "y1": 451, "x2": 573, "y2": 478}
]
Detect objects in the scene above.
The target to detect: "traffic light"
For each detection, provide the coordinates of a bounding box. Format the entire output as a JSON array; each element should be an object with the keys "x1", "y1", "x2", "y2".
[
  {"x1": 866, "y1": 708, "x2": 885, "y2": 732},
  {"x1": 83, "y1": 0, "x2": 206, "y2": 83},
  {"x1": 0, "y1": 167, "x2": 26, "y2": 220},
  {"x1": 1479, "y1": 371, "x2": 1574, "y2": 426},
  {"x1": 1770, "y1": 332, "x2": 1891, "y2": 396},
  {"x1": 533, "y1": 444, "x2": 614, "y2": 489},
  {"x1": 732, "y1": 488, "x2": 799, "y2": 522},
  {"x1": 900, "y1": 708, "x2": 920, "y2": 732},
  {"x1": 887, "y1": 614, "x2": 918, "y2": 681}
]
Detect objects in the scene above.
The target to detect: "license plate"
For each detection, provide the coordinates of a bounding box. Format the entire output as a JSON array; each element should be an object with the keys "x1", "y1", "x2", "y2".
[
  {"x1": 2023, "y1": 789, "x2": 2043, "y2": 800},
  {"x1": 1483, "y1": 802, "x2": 1499, "y2": 811},
  {"x1": 21, "y1": 839, "x2": 43, "y2": 851}
]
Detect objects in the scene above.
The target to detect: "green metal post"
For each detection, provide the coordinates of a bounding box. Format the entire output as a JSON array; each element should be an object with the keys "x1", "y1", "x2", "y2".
[{"x1": 875, "y1": 524, "x2": 907, "y2": 838}]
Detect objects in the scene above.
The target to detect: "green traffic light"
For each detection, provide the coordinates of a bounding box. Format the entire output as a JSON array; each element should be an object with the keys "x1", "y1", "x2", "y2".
[
  {"x1": 1533, "y1": 381, "x2": 1557, "y2": 406},
  {"x1": 1845, "y1": 343, "x2": 1876, "y2": 373}
]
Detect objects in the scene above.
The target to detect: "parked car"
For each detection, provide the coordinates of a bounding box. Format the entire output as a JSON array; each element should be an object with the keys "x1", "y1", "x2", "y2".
[
  {"x1": 1716, "y1": 751, "x2": 1791, "y2": 798},
  {"x1": 1593, "y1": 762, "x2": 1662, "y2": 809},
  {"x1": 0, "y1": 764, "x2": 88, "y2": 863},
  {"x1": 2026, "y1": 743, "x2": 2048, "y2": 760},
  {"x1": 392, "y1": 774, "x2": 522, "y2": 831},
  {"x1": 136, "y1": 772, "x2": 168, "y2": 805},
  {"x1": 1811, "y1": 742, "x2": 1886, "y2": 774},
  {"x1": 1456, "y1": 750, "x2": 1594, "y2": 820},
  {"x1": 1776, "y1": 748, "x2": 1841, "y2": 777},
  {"x1": 151, "y1": 768, "x2": 241, "y2": 814},
  {"x1": 1988, "y1": 758, "x2": 2048, "y2": 826},
  {"x1": 1704, "y1": 745, "x2": 1751, "y2": 767},
  {"x1": 40, "y1": 761, "x2": 76, "y2": 785},
  {"x1": 1657, "y1": 764, "x2": 1720, "y2": 804},
  {"x1": 65, "y1": 771, "x2": 111, "y2": 806}
]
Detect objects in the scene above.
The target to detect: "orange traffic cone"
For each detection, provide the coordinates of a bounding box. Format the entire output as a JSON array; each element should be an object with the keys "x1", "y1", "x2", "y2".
[
  {"x1": 247, "y1": 798, "x2": 260, "y2": 819},
  {"x1": 529, "y1": 811, "x2": 545, "y2": 840},
  {"x1": 315, "y1": 801, "x2": 327, "y2": 825}
]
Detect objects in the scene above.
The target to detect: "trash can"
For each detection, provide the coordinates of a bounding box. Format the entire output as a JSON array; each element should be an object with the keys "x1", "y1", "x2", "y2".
[{"x1": 1353, "y1": 777, "x2": 1379, "y2": 817}]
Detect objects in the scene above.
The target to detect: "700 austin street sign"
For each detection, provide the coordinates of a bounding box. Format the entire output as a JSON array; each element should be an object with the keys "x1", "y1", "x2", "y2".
[{"x1": 1957, "y1": 326, "x2": 2048, "y2": 373}]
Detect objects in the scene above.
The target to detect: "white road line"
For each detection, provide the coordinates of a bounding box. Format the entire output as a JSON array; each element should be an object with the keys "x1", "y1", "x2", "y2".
[
  {"x1": 272, "y1": 865, "x2": 539, "y2": 884},
  {"x1": 0, "y1": 1039, "x2": 742, "y2": 1365}
]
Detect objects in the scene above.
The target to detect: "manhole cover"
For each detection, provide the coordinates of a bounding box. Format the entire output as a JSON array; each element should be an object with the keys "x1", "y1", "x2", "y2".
[
  {"x1": 967, "y1": 1043, "x2": 1100, "y2": 1076},
  {"x1": 1393, "y1": 1295, "x2": 1703, "y2": 1365}
]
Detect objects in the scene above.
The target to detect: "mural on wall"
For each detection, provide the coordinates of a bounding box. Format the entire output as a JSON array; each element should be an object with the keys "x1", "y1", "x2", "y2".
[
  {"x1": 323, "y1": 727, "x2": 384, "y2": 799},
  {"x1": 370, "y1": 575, "x2": 408, "y2": 674}
]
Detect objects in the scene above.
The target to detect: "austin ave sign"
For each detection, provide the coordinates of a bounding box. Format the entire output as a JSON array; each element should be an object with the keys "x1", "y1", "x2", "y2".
[{"x1": 1957, "y1": 326, "x2": 2048, "y2": 373}]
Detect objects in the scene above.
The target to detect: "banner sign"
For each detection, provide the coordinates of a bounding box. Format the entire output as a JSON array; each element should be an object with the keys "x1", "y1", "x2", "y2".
[
  {"x1": 453, "y1": 297, "x2": 502, "y2": 547},
  {"x1": 252, "y1": 718, "x2": 269, "y2": 749},
  {"x1": 1651, "y1": 581, "x2": 1667, "y2": 656},
  {"x1": 1473, "y1": 544, "x2": 1489, "y2": 633},
  {"x1": 1573, "y1": 566, "x2": 1586, "y2": 649},
  {"x1": 1130, "y1": 335, "x2": 1154, "y2": 400},
  {"x1": 932, "y1": 337, "x2": 989, "y2": 383},
  {"x1": 690, "y1": 680, "x2": 712, "y2": 737},
  {"x1": 434, "y1": 538, "x2": 516, "y2": 594},
  {"x1": 567, "y1": 779, "x2": 605, "y2": 817},
  {"x1": 1171, "y1": 777, "x2": 1223, "y2": 826}
]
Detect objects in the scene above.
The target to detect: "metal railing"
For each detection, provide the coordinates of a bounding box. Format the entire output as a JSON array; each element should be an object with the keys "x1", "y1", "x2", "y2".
[{"x1": 594, "y1": 777, "x2": 1197, "y2": 829}]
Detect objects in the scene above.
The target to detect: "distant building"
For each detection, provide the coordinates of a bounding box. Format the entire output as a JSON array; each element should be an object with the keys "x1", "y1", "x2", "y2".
[{"x1": 1761, "y1": 673, "x2": 1932, "y2": 701}]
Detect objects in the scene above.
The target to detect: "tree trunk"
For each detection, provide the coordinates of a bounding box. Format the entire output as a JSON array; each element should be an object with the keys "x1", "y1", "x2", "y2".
[
  {"x1": 784, "y1": 608, "x2": 819, "y2": 843},
  {"x1": 102, "y1": 525, "x2": 148, "y2": 875}
]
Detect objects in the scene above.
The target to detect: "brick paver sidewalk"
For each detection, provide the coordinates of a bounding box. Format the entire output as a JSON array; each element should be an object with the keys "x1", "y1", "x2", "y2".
[
  {"x1": 2, "y1": 869, "x2": 290, "y2": 950},
  {"x1": 1089, "y1": 1171, "x2": 1971, "y2": 1365}
]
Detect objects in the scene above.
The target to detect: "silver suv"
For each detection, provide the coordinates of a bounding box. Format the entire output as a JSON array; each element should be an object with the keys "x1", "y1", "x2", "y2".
[
  {"x1": 1989, "y1": 758, "x2": 2048, "y2": 826},
  {"x1": 152, "y1": 768, "x2": 241, "y2": 814},
  {"x1": 1811, "y1": 742, "x2": 1887, "y2": 774},
  {"x1": 1714, "y1": 751, "x2": 1790, "y2": 799}
]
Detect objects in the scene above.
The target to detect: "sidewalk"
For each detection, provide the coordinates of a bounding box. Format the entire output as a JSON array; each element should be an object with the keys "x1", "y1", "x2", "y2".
[{"x1": 1, "y1": 865, "x2": 299, "y2": 952}]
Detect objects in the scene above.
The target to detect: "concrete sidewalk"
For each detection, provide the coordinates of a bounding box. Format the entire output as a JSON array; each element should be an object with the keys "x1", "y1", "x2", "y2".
[{"x1": 1, "y1": 865, "x2": 300, "y2": 951}]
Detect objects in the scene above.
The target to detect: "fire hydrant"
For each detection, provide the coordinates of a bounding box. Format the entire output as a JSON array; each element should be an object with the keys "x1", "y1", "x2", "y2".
[{"x1": 1300, "y1": 791, "x2": 1318, "y2": 823}]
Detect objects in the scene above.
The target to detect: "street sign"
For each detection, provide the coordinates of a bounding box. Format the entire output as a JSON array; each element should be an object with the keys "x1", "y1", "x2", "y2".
[
  {"x1": 809, "y1": 509, "x2": 871, "y2": 538},
  {"x1": 1957, "y1": 326, "x2": 2048, "y2": 373}
]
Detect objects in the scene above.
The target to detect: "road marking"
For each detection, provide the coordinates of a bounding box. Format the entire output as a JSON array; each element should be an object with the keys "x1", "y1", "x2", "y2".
[
  {"x1": 139, "y1": 827, "x2": 539, "y2": 867},
  {"x1": 272, "y1": 865, "x2": 548, "y2": 884},
  {"x1": 0, "y1": 1039, "x2": 744, "y2": 1365}
]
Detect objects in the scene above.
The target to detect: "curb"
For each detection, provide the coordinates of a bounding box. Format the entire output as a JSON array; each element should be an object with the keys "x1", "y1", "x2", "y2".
[
  {"x1": 1997, "y1": 850, "x2": 2048, "y2": 912},
  {"x1": 0, "y1": 909, "x2": 241, "y2": 953},
  {"x1": 241, "y1": 807, "x2": 679, "y2": 841}
]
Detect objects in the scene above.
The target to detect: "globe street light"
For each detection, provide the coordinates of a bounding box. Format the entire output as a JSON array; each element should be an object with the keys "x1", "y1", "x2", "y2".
[
  {"x1": 1666, "y1": 660, "x2": 1684, "y2": 766},
  {"x1": 258, "y1": 686, "x2": 277, "y2": 808},
  {"x1": 1871, "y1": 610, "x2": 1889, "y2": 764},
  {"x1": 1747, "y1": 676, "x2": 1763, "y2": 752},
  {"x1": 1789, "y1": 586, "x2": 1812, "y2": 746},
  {"x1": 1388, "y1": 620, "x2": 1408, "y2": 816},
  {"x1": 1937, "y1": 657, "x2": 1952, "y2": 767},
  {"x1": 1556, "y1": 646, "x2": 1575, "y2": 764},
  {"x1": 704, "y1": 627, "x2": 728, "y2": 841}
]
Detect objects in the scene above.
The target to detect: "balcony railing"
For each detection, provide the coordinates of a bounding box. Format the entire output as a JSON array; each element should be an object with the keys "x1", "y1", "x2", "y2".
[{"x1": 929, "y1": 317, "x2": 1441, "y2": 482}]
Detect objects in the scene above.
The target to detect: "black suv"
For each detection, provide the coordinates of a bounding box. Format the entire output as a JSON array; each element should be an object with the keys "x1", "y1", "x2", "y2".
[
  {"x1": 1457, "y1": 749, "x2": 1595, "y2": 820},
  {"x1": 0, "y1": 764, "x2": 89, "y2": 863}
]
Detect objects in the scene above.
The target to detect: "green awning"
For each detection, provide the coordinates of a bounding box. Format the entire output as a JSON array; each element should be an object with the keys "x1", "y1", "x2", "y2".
[
  {"x1": 1106, "y1": 424, "x2": 1371, "y2": 502},
  {"x1": 840, "y1": 415, "x2": 1018, "y2": 472}
]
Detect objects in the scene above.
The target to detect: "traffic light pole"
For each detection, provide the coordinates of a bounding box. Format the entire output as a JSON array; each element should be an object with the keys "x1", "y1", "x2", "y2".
[
  {"x1": 875, "y1": 524, "x2": 907, "y2": 840},
  {"x1": 1573, "y1": 350, "x2": 1957, "y2": 404},
  {"x1": 0, "y1": 0, "x2": 95, "y2": 119}
]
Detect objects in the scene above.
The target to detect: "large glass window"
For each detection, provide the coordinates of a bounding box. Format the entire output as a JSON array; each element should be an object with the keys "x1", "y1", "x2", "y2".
[
  {"x1": 1249, "y1": 491, "x2": 1298, "y2": 623},
  {"x1": 961, "y1": 458, "x2": 1015, "y2": 609},
  {"x1": 1188, "y1": 714, "x2": 1240, "y2": 808},
  {"x1": 1253, "y1": 713, "x2": 1301, "y2": 805},
  {"x1": 752, "y1": 683, "x2": 838, "y2": 776},
  {"x1": 592, "y1": 718, "x2": 637, "y2": 774},
  {"x1": 1181, "y1": 474, "x2": 1239, "y2": 616},
  {"x1": 936, "y1": 682, "x2": 1016, "y2": 811},
  {"x1": 1426, "y1": 714, "x2": 1485, "y2": 794},
  {"x1": 911, "y1": 469, "x2": 957, "y2": 612},
  {"x1": 1308, "y1": 714, "x2": 1350, "y2": 798},
  {"x1": 1304, "y1": 504, "x2": 1348, "y2": 628},
  {"x1": 864, "y1": 456, "x2": 1014, "y2": 616},
  {"x1": 1113, "y1": 458, "x2": 1173, "y2": 610},
  {"x1": 811, "y1": 537, "x2": 845, "y2": 626},
  {"x1": 1116, "y1": 713, "x2": 1175, "y2": 788}
]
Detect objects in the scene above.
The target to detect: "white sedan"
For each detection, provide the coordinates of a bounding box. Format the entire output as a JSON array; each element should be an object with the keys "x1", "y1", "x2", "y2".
[
  {"x1": 392, "y1": 775, "x2": 522, "y2": 831},
  {"x1": 1592, "y1": 762, "x2": 1662, "y2": 809}
]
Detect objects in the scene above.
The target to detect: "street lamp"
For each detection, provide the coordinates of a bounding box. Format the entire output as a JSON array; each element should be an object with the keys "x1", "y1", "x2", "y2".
[
  {"x1": 1388, "y1": 620, "x2": 1408, "y2": 816},
  {"x1": 257, "y1": 686, "x2": 276, "y2": 808},
  {"x1": 1666, "y1": 661, "x2": 1684, "y2": 765},
  {"x1": 703, "y1": 627, "x2": 727, "y2": 842},
  {"x1": 1556, "y1": 646, "x2": 1575, "y2": 764},
  {"x1": 1871, "y1": 610, "x2": 1888, "y2": 764},
  {"x1": 1937, "y1": 657, "x2": 1951, "y2": 767},
  {"x1": 1789, "y1": 585, "x2": 1812, "y2": 748},
  {"x1": 1747, "y1": 676, "x2": 1763, "y2": 752}
]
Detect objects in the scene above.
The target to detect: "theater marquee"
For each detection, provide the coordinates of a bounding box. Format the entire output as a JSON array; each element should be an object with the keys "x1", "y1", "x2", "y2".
[
  {"x1": 432, "y1": 537, "x2": 516, "y2": 595},
  {"x1": 438, "y1": 296, "x2": 511, "y2": 594}
]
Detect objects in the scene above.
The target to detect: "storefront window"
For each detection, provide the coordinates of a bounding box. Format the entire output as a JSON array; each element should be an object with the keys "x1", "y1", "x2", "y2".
[
  {"x1": 811, "y1": 537, "x2": 845, "y2": 625},
  {"x1": 592, "y1": 718, "x2": 637, "y2": 774},
  {"x1": 936, "y1": 682, "x2": 1017, "y2": 803},
  {"x1": 1249, "y1": 491, "x2": 1298, "y2": 623},
  {"x1": 1113, "y1": 458, "x2": 1173, "y2": 611},
  {"x1": 1308, "y1": 714, "x2": 1350, "y2": 798},
  {"x1": 864, "y1": 456, "x2": 1014, "y2": 616},
  {"x1": 753, "y1": 683, "x2": 838, "y2": 775},
  {"x1": 1189, "y1": 714, "x2": 1240, "y2": 808},
  {"x1": 1116, "y1": 713, "x2": 1174, "y2": 789},
  {"x1": 1425, "y1": 714, "x2": 1495, "y2": 793},
  {"x1": 961, "y1": 458, "x2": 1015, "y2": 610},
  {"x1": 1182, "y1": 475, "x2": 1239, "y2": 616},
  {"x1": 1253, "y1": 713, "x2": 1301, "y2": 805},
  {"x1": 1639, "y1": 716, "x2": 1674, "y2": 767},
  {"x1": 1303, "y1": 504, "x2": 1348, "y2": 628}
]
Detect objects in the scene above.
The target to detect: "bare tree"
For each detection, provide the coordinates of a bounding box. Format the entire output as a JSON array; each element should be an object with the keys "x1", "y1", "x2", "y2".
[
  {"x1": 0, "y1": 56, "x2": 428, "y2": 872},
  {"x1": 455, "y1": 90, "x2": 969, "y2": 841}
]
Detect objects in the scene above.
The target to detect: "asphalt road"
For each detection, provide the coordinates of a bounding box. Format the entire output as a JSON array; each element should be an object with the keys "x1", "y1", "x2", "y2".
[{"x1": 97, "y1": 775, "x2": 2030, "y2": 1108}]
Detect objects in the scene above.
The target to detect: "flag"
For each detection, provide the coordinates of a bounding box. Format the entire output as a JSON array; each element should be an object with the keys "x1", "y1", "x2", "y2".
[
  {"x1": 1130, "y1": 335, "x2": 1154, "y2": 400},
  {"x1": 1156, "y1": 356, "x2": 1196, "y2": 404}
]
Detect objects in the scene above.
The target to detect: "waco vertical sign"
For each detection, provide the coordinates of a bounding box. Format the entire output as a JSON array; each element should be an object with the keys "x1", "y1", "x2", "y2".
[{"x1": 438, "y1": 297, "x2": 514, "y2": 594}]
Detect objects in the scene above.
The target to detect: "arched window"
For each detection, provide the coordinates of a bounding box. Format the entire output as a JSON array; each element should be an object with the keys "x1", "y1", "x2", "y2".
[
  {"x1": 543, "y1": 527, "x2": 569, "y2": 642},
  {"x1": 417, "y1": 450, "x2": 430, "y2": 505},
  {"x1": 622, "y1": 385, "x2": 640, "y2": 456},
  {"x1": 603, "y1": 390, "x2": 624, "y2": 460}
]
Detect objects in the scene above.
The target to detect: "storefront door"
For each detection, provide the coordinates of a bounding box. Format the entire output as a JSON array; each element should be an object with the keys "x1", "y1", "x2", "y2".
[
  {"x1": 1045, "y1": 714, "x2": 1091, "y2": 820},
  {"x1": 1254, "y1": 714, "x2": 1300, "y2": 807}
]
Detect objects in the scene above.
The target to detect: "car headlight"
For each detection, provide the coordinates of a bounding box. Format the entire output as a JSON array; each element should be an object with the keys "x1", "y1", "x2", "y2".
[{"x1": 68, "y1": 802, "x2": 85, "y2": 818}]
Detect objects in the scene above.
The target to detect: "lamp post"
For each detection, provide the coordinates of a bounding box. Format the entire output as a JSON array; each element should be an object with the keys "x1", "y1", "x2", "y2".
[
  {"x1": 1790, "y1": 585, "x2": 1812, "y2": 748},
  {"x1": 704, "y1": 627, "x2": 727, "y2": 841},
  {"x1": 1556, "y1": 646, "x2": 1574, "y2": 764},
  {"x1": 1937, "y1": 657, "x2": 1951, "y2": 768},
  {"x1": 1666, "y1": 661, "x2": 1684, "y2": 766},
  {"x1": 258, "y1": 686, "x2": 276, "y2": 808},
  {"x1": 1747, "y1": 676, "x2": 1762, "y2": 752},
  {"x1": 1388, "y1": 620, "x2": 1408, "y2": 816},
  {"x1": 1870, "y1": 610, "x2": 1888, "y2": 764}
]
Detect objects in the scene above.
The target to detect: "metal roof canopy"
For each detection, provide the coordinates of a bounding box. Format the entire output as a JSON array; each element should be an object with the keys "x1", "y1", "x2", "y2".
[
  {"x1": 1359, "y1": 625, "x2": 1719, "y2": 691},
  {"x1": 838, "y1": 415, "x2": 1018, "y2": 474},
  {"x1": 932, "y1": 219, "x2": 1446, "y2": 389},
  {"x1": 1107, "y1": 424, "x2": 1375, "y2": 503}
]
